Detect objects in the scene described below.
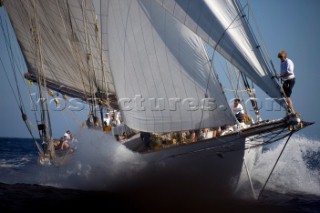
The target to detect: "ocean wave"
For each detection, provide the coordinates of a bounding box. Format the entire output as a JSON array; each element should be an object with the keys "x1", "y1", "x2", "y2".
[
  {"x1": 0, "y1": 156, "x2": 34, "y2": 168},
  {"x1": 237, "y1": 133, "x2": 320, "y2": 198}
]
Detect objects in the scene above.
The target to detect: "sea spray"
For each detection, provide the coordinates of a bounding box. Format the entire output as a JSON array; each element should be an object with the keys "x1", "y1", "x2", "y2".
[
  {"x1": 38, "y1": 128, "x2": 147, "y2": 190},
  {"x1": 236, "y1": 134, "x2": 320, "y2": 198}
]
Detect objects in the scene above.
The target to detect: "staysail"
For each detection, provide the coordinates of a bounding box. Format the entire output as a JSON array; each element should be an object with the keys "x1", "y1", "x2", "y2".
[
  {"x1": 101, "y1": 0, "x2": 236, "y2": 132},
  {"x1": 4, "y1": 0, "x2": 115, "y2": 100}
]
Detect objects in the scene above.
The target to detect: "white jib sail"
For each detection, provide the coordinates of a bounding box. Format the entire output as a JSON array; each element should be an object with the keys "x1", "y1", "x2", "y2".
[
  {"x1": 102, "y1": 0, "x2": 236, "y2": 132},
  {"x1": 154, "y1": 0, "x2": 283, "y2": 101}
]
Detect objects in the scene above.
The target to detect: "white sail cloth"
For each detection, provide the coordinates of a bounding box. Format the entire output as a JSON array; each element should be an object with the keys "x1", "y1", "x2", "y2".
[
  {"x1": 103, "y1": 0, "x2": 236, "y2": 132},
  {"x1": 154, "y1": 0, "x2": 282, "y2": 100},
  {"x1": 5, "y1": 0, "x2": 115, "y2": 97}
]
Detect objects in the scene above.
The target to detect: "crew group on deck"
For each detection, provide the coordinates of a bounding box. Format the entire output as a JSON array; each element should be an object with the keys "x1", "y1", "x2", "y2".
[
  {"x1": 140, "y1": 98, "x2": 253, "y2": 150},
  {"x1": 53, "y1": 130, "x2": 77, "y2": 152},
  {"x1": 99, "y1": 99, "x2": 253, "y2": 151}
]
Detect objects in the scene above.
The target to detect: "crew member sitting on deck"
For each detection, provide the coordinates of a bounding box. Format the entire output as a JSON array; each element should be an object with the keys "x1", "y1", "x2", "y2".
[
  {"x1": 60, "y1": 136, "x2": 70, "y2": 151},
  {"x1": 64, "y1": 130, "x2": 73, "y2": 141},
  {"x1": 86, "y1": 113, "x2": 94, "y2": 128}
]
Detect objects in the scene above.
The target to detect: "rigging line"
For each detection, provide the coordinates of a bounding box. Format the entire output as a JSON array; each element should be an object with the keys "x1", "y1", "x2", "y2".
[
  {"x1": 235, "y1": 66, "x2": 241, "y2": 98},
  {"x1": 81, "y1": 0, "x2": 94, "y2": 108},
  {"x1": 215, "y1": 124, "x2": 290, "y2": 149},
  {"x1": 0, "y1": 57, "x2": 21, "y2": 108},
  {"x1": 257, "y1": 131, "x2": 294, "y2": 200},
  {"x1": 221, "y1": 129, "x2": 293, "y2": 154},
  {"x1": 38, "y1": 6, "x2": 74, "y2": 85},
  {"x1": 40, "y1": 28, "x2": 76, "y2": 87},
  {"x1": 247, "y1": 133, "x2": 291, "y2": 149},
  {"x1": 51, "y1": 3, "x2": 94, "y2": 93},
  {"x1": 97, "y1": 0, "x2": 107, "y2": 94},
  {"x1": 7, "y1": 0, "x2": 38, "y2": 135},
  {"x1": 65, "y1": 1, "x2": 90, "y2": 102},
  {"x1": 249, "y1": 132, "x2": 291, "y2": 145},
  {"x1": 1, "y1": 6, "x2": 41, "y2": 149},
  {"x1": 217, "y1": 54, "x2": 241, "y2": 97},
  {"x1": 248, "y1": 127, "x2": 287, "y2": 142},
  {"x1": 197, "y1": 44, "x2": 226, "y2": 130},
  {"x1": 204, "y1": 2, "x2": 249, "y2": 97},
  {"x1": 33, "y1": 0, "x2": 53, "y2": 139},
  {"x1": 240, "y1": 71, "x2": 260, "y2": 121},
  {"x1": 235, "y1": 0, "x2": 273, "y2": 75},
  {"x1": 243, "y1": 156, "x2": 257, "y2": 199},
  {"x1": 0, "y1": 12, "x2": 28, "y2": 89},
  {"x1": 234, "y1": 67, "x2": 250, "y2": 114},
  {"x1": 0, "y1": 17, "x2": 26, "y2": 113},
  {"x1": 99, "y1": 0, "x2": 115, "y2": 94},
  {"x1": 116, "y1": 0, "x2": 131, "y2": 118},
  {"x1": 31, "y1": 0, "x2": 45, "y2": 127},
  {"x1": 226, "y1": 62, "x2": 237, "y2": 97},
  {"x1": 223, "y1": 88, "x2": 248, "y2": 92},
  {"x1": 88, "y1": 0, "x2": 105, "y2": 92},
  {"x1": 245, "y1": 128, "x2": 289, "y2": 149},
  {"x1": 81, "y1": 0, "x2": 99, "y2": 110},
  {"x1": 238, "y1": 75, "x2": 249, "y2": 114},
  {"x1": 49, "y1": 1, "x2": 87, "y2": 89},
  {"x1": 91, "y1": 0, "x2": 107, "y2": 95},
  {"x1": 245, "y1": 0, "x2": 276, "y2": 74}
]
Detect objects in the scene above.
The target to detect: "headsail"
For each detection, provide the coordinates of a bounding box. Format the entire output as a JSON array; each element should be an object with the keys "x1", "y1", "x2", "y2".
[
  {"x1": 154, "y1": 0, "x2": 283, "y2": 101},
  {"x1": 4, "y1": 0, "x2": 115, "y2": 100},
  {"x1": 102, "y1": 0, "x2": 236, "y2": 132}
]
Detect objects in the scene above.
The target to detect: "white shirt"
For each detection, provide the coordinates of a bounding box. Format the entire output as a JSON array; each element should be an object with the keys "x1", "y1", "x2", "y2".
[
  {"x1": 63, "y1": 132, "x2": 71, "y2": 140},
  {"x1": 233, "y1": 103, "x2": 244, "y2": 115},
  {"x1": 103, "y1": 117, "x2": 111, "y2": 125},
  {"x1": 280, "y1": 58, "x2": 295, "y2": 80}
]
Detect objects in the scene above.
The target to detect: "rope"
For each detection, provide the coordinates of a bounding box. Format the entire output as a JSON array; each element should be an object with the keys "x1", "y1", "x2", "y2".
[
  {"x1": 0, "y1": 16, "x2": 26, "y2": 114},
  {"x1": 205, "y1": 2, "x2": 249, "y2": 97},
  {"x1": 257, "y1": 131, "x2": 294, "y2": 200},
  {"x1": 199, "y1": 2, "x2": 250, "y2": 129},
  {"x1": 245, "y1": 1, "x2": 275, "y2": 74},
  {"x1": 238, "y1": 1, "x2": 291, "y2": 112},
  {"x1": 0, "y1": 7, "x2": 44, "y2": 155},
  {"x1": 243, "y1": 155, "x2": 257, "y2": 199}
]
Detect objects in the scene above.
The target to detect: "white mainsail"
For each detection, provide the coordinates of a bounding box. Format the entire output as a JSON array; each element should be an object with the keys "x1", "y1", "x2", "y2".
[
  {"x1": 4, "y1": 0, "x2": 115, "y2": 99},
  {"x1": 101, "y1": 0, "x2": 236, "y2": 132}
]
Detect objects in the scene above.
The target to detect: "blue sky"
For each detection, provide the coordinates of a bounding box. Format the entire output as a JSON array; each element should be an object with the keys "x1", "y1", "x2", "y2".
[{"x1": 0, "y1": 0, "x2": 319, "y2": 139}]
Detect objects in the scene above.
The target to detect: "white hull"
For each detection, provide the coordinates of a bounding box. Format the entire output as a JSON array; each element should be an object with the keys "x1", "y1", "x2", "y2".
[
  {"x1": 121, "y1": 118, "x2": 313, "y2": 195},
  {"x1": 124, "y1": 133, "x2": 245, "y2": 194}
]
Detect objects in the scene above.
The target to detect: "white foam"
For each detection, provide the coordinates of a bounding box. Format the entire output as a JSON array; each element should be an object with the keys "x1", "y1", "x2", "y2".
[
  {"x1": 36, "y1": 128, "x2": 146, "y2": 190},
  {"x1": 237, "y1": 134, "x2": 320, "y2": 198},
  {"x1": 0, "y1": 156, "x2": 33, "y2": 168}
]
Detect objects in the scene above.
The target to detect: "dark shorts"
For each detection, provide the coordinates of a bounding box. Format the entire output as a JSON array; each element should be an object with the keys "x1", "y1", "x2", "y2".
[
  {"x1": 236, "y1": 112, "x2": 244, "y2": 122},
  {"x1": 283, "y1": 78, "x2": 295, "y2": 97}
]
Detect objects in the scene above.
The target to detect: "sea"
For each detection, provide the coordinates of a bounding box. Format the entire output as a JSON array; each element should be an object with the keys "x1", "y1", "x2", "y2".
[{"x1": 0, "y1": 129, "x2": 319, "y2": 212}]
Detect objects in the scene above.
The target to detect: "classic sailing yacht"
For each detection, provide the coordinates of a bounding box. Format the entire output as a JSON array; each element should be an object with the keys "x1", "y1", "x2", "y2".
[{"x1": 2, "y1": 0, "x2": 313, "y2": 191}]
